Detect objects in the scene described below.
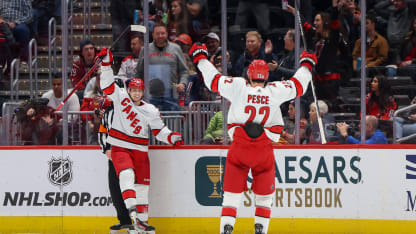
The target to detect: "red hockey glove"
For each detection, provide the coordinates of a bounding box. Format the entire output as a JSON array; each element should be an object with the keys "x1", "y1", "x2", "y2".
[
  {"x1": 97, "y1": 48, "x2": 113, "y2": 66},
  {"x1": 169, "y1": 132, "x2": 184, "y2": 146},
  {"x1": 299, "y1": 50, "x2": 317, "y2": 73},
  {"x1": 189, "y1": 43, "x2": 208, "y2": 65}
]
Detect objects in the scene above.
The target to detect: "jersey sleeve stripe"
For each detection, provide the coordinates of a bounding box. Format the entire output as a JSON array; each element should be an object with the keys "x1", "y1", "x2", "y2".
[
  {"x1": 289, "y1": 77, "x2": 303, "y2": 97},
  {"x1": 211, "y1": 74, "x2": 221, "y2": 93},
  {"x1": 109, "y1": 128, "x2": 149, "y2": 145},
  {"x1": 102, "y1": 82, "x2": 115, "y2": 95},
  {"x1": 152, "y1": 129, "x2": 161, "y2": 136},
  {"x1": 265, "y1": 125, "x2": 284, "y2": 134}
]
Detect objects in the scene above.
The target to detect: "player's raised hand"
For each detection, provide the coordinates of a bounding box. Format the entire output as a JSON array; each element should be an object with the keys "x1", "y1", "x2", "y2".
[
  {"x1": 299, "y1": 50, "x2": 317, "y2": 72},
  {"x1": 97, "y1": 48, "x2": 113, "y2": 66},
  {"x1": 169, "y1": 132, "x2": 184, "y2": 147},
  {"x1": 189, "y1": 43, "x2": 208, "y2": 65}
]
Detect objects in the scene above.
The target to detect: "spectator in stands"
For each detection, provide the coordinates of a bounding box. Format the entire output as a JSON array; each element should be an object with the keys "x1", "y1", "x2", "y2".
[
  {"x1": 336, "y1": 0, "x2": 360, "y2": 83},
  {"x1": 174, "y1": 34, "x2": 216, "y2": 103},
  {"x1": 232, "y1": 31, "x2": 278, "y2": 79},
  {"x1": 352, "y1": 15, "x2": 389, "y2": 73},
  {"x1": 136, "y1": 23, "x2": 189, "y2": 111},
  {"x1": 42, "y1": 75, "x2": 81, "y2": 144},
  {"x1": 43, "y1": 75, "x2": 80, "y2": 113},
  {"x1": 185, "y1": 0, "x2": 210, "y2": 41},
  {"x1": 394, "y1": 97, "x2": 416, "y2": 141},
  {"x1": 0, "y1": 0, "x2": 32, "y2": 62},
  {"x1": 395, "y1": 110, "x2": 416, "y2": 141},
  {"x1": 396, "y1": 19, "x2": 416, "y2": 82},
  {"x1": 31, "y1": 0, "x2": 55, "y2": 43},
  {"x1": 233, "y1": 0, "x2": 270, "y2": 35},
  {"x1": 338, "y1": 0, "x2": 360, "y2": 50},
  {"x1": 70, "y1": 39, "x2": 98, "y2": 100},
  {"x1": 287, "y1": 3, "x2": 348, "y2": 102},
  {"x1": 175, "y1": 33, "x2": 193, "y2": 54},
  {"x1": 374, "y1": 0, "x2": 416, "y2": 64},
  {"x1": 204, "y1": 32, "x2": 231, "y2": 74},
  {"x1": 399, "y1": 17, "x2": 416, "y2": 60},
  {"x1": 200, "y1": 111, "x2": 224, "y2": 144},
  {"x1": 366, "y1": 75, "x2": 397, "y2": 120},
  {"x1": 337, "y1": 115, "x2": 388, "y2": 144},
  {"x1": 268, "y1": 29, "x2": 296, "y2": 81},
  {"x1": 167, "y1": 0, "x2": 189, "y2": 42},
  {"x1": 17, "y1": 98, "x2": 59, "y2": 145},
  {"x1": 117, "y1": 34, "x2": 143, "y2": 81},
  {"x1": 0, "y1": 16, "x2": 14, "y2": 77},
  {"x1": 204, "y1": 32, "x2": 221, "y2": 60},
  {"x1": 304, "y1": 100, "x2": 335, "y2": 144},
  {"x1": 110, "y1": 0, "x2": 141, "y2": 52},
  {"x1": 279, "y1": 100, "x2": 307, "y2": 144}
]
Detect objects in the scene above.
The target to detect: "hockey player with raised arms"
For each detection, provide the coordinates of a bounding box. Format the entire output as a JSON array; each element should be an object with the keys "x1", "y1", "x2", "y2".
[
  {"x1": 189, "y1": 43, "x2": 316, "y2": 234},
  {"x1": 97, "y1": 48, "x2": 184, "y2": 233}
]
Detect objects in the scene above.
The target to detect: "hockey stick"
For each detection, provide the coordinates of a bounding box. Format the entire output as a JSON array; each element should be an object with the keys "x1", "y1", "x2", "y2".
[
  {"x1": 56, "y1": 25, "x2": 146, "y2": 111},
  {"x1": 295, "y1": 0, "x2": 327, "y2": 144}
]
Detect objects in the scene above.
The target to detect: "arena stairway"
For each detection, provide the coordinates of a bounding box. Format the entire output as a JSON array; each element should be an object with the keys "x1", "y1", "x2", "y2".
[{"x1": 0, "y1": 0, "x2": 112, "y2": 104}]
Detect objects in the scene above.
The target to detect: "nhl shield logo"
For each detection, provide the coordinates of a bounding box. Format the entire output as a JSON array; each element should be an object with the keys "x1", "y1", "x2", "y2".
[{"x1": 48, "y1": 157, "x2": 73, "y2": 186}]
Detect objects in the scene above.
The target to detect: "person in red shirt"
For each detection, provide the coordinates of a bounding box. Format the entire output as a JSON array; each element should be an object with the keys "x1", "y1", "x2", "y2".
[
  {"x1": 70, "y1": 39, "x2": 99, "y2": 100},
  {"x1": 366, "y1": 75, "x2": 397, "y2": 120}
]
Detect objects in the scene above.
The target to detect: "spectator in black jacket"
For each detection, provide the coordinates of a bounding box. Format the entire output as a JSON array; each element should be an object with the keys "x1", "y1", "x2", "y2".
[
  {"x1": 268, "y1": 29, "x2": 296, "y2": 81},
  {"x1": 232, "y1": 31, "x2": 278, "y2": 79},
  {"x1": 287, "y1": 2, "x2": 349, "y2": 104},
  {"x1": 374, "y1": 0, "x2": 416, "y2": 64},
  {"x1": 31, "y1": 0, "x2": 55, "y2": 41}
]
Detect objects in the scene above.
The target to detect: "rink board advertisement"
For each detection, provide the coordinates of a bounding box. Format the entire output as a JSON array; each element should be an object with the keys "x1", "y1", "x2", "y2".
[{"x1": 0, "y1": 146, "x2": 416, "y2": 225}]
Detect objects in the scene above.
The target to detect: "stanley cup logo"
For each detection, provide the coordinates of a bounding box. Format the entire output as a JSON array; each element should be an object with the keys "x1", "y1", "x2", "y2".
[{"x1": 206, "y1": 164, "x2": 224, "y2": 198}]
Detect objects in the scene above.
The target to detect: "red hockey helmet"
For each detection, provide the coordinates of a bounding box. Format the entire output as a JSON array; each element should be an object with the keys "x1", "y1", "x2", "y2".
[
  {"x1": 128, "y1": 78, "x2": 145, "y2": 90},
  {"x1": 247, "y1": 59, "x2": 269, "y2": 81}
]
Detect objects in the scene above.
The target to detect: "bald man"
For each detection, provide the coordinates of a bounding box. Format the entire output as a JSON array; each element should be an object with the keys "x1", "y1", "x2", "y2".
[{"x1": 337, "y1": 115, "x2": 388, "y2": 144}]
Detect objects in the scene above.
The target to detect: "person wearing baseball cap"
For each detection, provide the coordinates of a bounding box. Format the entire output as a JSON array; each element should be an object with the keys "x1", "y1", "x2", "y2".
[
  {"x1": 203, "y1": 32, "x2": 221, "y2": 59},
  {"x1": 174, "y1": 33, "x2": 192, "y2": 53}
]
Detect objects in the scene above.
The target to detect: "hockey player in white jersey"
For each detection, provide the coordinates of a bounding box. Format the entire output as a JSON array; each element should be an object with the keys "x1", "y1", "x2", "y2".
[
  {"x1": 189, "y1": 43, "x2": 316, "y2": 234},
  {"x1": 97, "y1": 48, "x2": 184, "y2": 234}
]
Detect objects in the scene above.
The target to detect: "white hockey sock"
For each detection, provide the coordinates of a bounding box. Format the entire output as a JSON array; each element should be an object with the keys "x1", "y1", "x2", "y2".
[
  {"x1": 119, "y1": 168, "x2": 136, "y2": 209},
  {"x1": 254, "y1": 193, "x2": 274, "y2": 233},
  {"x1": 220, "y1": 192, "x2": 242, "y2": 233},
  {"x1": 135, "y1": 184, "x2": 149, "y2": 222}
]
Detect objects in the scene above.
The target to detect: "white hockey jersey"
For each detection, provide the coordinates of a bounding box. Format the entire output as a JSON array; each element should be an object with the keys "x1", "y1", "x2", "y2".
[
  {"x1": 100, "y1": 65, "x2": 174, "y2": 151},
  {"x1": 117, "y1": 55, "x2": 138, "y2": 80},
  {"x1": 197, "y1": 59, "x2": 312, "y2": 142}
]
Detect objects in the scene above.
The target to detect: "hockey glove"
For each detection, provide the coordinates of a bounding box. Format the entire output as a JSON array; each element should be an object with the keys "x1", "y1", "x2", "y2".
[
  {"x1": 299, "y1": 50, "x2": 317, "y2": 73},
  {"x1": 189, "y1": 43, "x2": 208, "y2": 65},
  {"x1": 97, "y1": 48, "x2": 113, "y2": 66},
  {"x1": 169, "y1": 132, "x2": 184, "y2": 146}
]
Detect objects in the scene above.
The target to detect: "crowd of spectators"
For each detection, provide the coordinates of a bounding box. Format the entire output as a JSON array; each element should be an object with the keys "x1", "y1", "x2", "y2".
[
  {"x1": 0, "y1": 0, "x2": 61, "y2": 78},
  {"x1": 4, "y1": 0, "x2": 416, "y2": 145}
]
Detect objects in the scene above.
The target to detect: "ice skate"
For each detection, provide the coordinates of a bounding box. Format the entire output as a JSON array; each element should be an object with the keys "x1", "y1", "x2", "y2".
[
  {"x1": 222, "y1": 224, "x2": 233, "y2": 234},
  {"x1": 254, "y1": 223, "x2": 264, "y2": 234},
  {"x1": 109, "y1": 222, "x2": 131, "y2": 234},
  {"x1": 127, "y1": 220, "x2": 155, "y2": 234}
]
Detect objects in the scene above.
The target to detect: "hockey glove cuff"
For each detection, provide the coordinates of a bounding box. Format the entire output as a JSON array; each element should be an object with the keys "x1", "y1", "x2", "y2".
[
  {"x1": 299, "y1": 51, "x2": 317, "y2": 73},
  {"x1": 189, "y1": 43, "x2": 208, "y2": 65}
]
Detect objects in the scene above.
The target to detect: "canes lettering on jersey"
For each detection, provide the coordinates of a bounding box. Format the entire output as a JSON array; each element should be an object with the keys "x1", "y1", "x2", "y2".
[{"x1": 121, "y1": 98, "x2": 142, "y2": 134}]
